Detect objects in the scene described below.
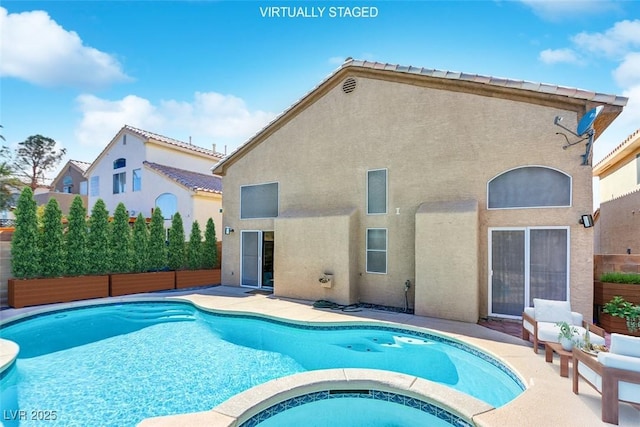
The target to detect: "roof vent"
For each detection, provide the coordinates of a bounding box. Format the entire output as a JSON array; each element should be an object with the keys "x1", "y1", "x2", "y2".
[{"x1": 342, "y1": 78, "x2": 357, "y2": 94}]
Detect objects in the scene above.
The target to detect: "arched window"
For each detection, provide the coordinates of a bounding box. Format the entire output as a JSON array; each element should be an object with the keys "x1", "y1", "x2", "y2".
[
  {"x1": 488, "y1": 166, "x2": 571, "y2": 209},
  {"x1": 113, "y1": 158, "x2": 126, "y2": 169},
  {"x1": 155, "y1": 193, "x2": 177, "y2": 219}
]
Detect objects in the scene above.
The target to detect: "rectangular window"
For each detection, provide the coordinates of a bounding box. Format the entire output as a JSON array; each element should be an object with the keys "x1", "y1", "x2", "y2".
[
  {"x1": 366, "y1": 228, "x2": 387, "y2": 274},
  {"x1": 367, "y1": 169, "x2": 387, "y2": 214},
  {"x1": 240, "y1": 182, "x2": 279, "y2": 219},
  {"x1": 79, "y1": 181, "x2": 88, "y2": 196},
  {"x1": 133, "y1": 168, "x2": 142, "y2": 192},
  {"x1": 90, "y1": 176, "x2": 99, "y2": 197},
  {"x1": 113, "y1": 172, "x2": 126, "y2": 194}
]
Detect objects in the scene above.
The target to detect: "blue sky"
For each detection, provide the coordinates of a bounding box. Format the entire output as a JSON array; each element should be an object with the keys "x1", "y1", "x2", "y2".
[{"x1": 1, "y1": 1, "x2": 639, "y2": 190}]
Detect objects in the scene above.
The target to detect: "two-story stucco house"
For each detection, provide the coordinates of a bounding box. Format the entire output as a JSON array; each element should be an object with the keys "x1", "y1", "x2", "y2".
[
  {"x1": 212, "y1": 59, "x2": 627, "y2": 323},
  {"x1": 34, "y1": 159, "x2": 91, "y2": 215},
  {"x1": 593, "y1": 129, "x2": 640, "y2": 255},
  {"x1": 85, "y1": 125, "x2": 225, "y2": 233}
]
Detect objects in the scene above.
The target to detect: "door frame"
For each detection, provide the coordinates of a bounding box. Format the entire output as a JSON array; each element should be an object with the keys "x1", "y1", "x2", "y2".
[
  {"x1": 240, "y1": 230, "x2": 274, "y2": 289},
  {"x1": 488, "y1": 226, "x2": 570, "y2": 319}
]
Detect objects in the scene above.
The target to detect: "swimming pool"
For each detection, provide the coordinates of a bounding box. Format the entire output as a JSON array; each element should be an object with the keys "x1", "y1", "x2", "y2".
[{"x1": 0, "y1": 301, "x2": 524, "y2": 426}]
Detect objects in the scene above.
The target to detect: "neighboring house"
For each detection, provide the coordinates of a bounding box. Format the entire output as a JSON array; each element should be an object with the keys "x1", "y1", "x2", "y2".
[
  {"x1": 33, "y1": 159, "x2": 91, "y2": 215},
  {"x1": 212, "y1": 59, "x2": 627, "y2": 323},
  {"x1": 593, "y1": 129, "x2": 640, "y2": 255},
  {"x1": 84, "y1": 125, "x2": 224, "y2": 234}
]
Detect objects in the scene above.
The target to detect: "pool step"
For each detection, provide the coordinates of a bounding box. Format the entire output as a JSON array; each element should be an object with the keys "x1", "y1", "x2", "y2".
[{"x1": 112, "y1": 305, "x2": 196, "y2": 323}]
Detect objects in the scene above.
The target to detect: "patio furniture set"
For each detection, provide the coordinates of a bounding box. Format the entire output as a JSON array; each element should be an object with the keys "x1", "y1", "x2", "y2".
[{"x1": 522, "y1": 298, "x2": 640, "y2": 425}]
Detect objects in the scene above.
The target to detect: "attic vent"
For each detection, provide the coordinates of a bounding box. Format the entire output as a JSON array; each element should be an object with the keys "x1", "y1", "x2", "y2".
[{"x1": 342, "y1": 78, "x2": 357, "y2": 94}]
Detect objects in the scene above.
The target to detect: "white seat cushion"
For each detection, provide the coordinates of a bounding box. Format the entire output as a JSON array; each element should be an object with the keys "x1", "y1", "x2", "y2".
[
  {"x1": 533, "y1": 298, "x2": 573, "y2": 324},
  {"x1": 610, "y1": 333, "x2": 640, "y2": 358},
  {"x1": 536, "y1": 322, "x2": 605, "y2": 347},
  {"x1": 598, "y1": 352, "x2": 640, "y2": 403}
]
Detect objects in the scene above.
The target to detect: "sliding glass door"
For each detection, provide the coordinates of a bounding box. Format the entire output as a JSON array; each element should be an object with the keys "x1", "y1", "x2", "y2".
[{"x1": 489, "y1": 227, "x2": 569, "y2": 318}]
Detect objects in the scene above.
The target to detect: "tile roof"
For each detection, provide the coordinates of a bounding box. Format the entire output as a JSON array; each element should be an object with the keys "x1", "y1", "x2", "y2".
[
  {"x1": 144, "y1": 161, "x2": 222, "y2": 194},
  {"x1": 345, "y1": 59, "x2": 628, "y2": 107},
  {"x1": 124, "y1": 125, "x2": 225, "y2": 159},
  {"x1": 69, "y1": 159, "x2": 91, "y2": 172},
  {"x1": 592, "y1": 128, "x2": 640, "y2": 175}
]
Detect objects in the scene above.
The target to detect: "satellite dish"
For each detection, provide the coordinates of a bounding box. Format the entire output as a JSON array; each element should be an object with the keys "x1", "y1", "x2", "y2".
[{"x1": 576, "y1": 106, "x2": 603, "y2": 136}]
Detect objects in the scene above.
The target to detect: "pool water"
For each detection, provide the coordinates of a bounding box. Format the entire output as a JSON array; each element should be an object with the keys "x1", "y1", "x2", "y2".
[{"x1": 0, "y1": 302, "x2": 523, "y2": 426}]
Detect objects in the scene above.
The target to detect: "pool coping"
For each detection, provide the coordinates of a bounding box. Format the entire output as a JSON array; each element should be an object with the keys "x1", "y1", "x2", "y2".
[{"x1": 1, "y1": 286, "x2": 639, "y2": 426}]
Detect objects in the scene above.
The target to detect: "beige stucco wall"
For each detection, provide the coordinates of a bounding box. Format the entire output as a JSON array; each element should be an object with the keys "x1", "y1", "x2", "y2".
[
  {"x1": 596, "y1": 189, "x2": 640, "y2": 255},
  {"x1": 415, "y1": 200, "x2": 479, "y2": 323},
  {"x1": 274, "y1": 208, "x2": 358, "y2": 305},
  {"x1": 220, "y1": 74, "x2": 596, "y2": 322}
]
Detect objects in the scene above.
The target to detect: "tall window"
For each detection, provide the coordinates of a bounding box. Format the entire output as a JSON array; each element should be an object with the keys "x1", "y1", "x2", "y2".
[
  {"x1": 367, "y1": 169, "x2": 387, "y2": 214},
  {"x1": 132, "y1": 168, "x2": 142, "y2": 192},
  {"x1": 366, "y1": 228, "x2": 387, "y2": 274},
  {"x1": 62, "y1": 175, "x2": 73, "y2": 193},
  {"x1": 113, "y1": 172, "x2": 126, "y2": 194},
  {"x1": 488, "y1": 166, "x2": 571, "y2": 209},
  {"x1": 90, "y1": 176, "x2": 99, "y2": 197},
  {"x1": 79, "y1": 181, "x2": 88, "y2": 196},
  {"x1": 240, "y1": 182, "x2": 279, "y2": 219}
]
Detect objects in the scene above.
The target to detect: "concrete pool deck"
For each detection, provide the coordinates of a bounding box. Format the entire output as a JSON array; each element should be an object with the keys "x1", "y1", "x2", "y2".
[{"x1": 1, "y1": 285, "x2": 639, "y2": 426}]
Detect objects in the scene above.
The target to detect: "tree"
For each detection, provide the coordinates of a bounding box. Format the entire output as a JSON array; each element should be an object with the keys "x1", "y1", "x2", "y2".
[
  {"x1": 11, "y1": 187, "x2": 40, "y2": 278},
  {"x1": 148, "y1": 207, "x2": 167, "y2": 271},
  {"x1": 65, "y1": 196, "x2": 88, "y2": 276},
  {"x1": 131, "y1": 213, "x2": 149, "y2": 273},
  {"x1": 0, "y1": 146, "x2": 23, "y2": 211},
  {"x1": 40, "y1": 198, "x2": 65, "y2": 278},
  {"x1": 167, "y1": 212, "x2": 186, "y2": 270},
  {"x1": 110, "y1": 202, "x2": 132, "y2": 273},
  {"x1": 87, "y1": 199, "x2": 110, "y2": 275},
  {"x1": 186, "y1": 220, "x2": 203, "y2": 270},
  {"x1": 202, "y1": 218, "x2": 218, "y2": 269},
  {"x1": 13, "y1": 134, "x2": 66, "y2": 190}
]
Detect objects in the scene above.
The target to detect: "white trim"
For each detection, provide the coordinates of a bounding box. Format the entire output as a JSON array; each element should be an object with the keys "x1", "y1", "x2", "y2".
[
  {"x1": 240, "y1": 181, "x2": 279, "y2": 220},
  {"x1": 366, "y1": 228, "x2": 387, "y2": 274},
  {"x1": 488, "y1": 226, "x2": 570, "y2": 319},
  {"x1": 486, "y1": 165, "x2": 572, "y2": 210},
  {"x1": 366, "y1": 168, "x2": 388, "y2": 215}
]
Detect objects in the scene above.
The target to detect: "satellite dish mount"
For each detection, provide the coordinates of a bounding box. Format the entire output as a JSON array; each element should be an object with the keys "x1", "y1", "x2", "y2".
[{"x1": 554, "y1": 106, "x2": 602, "y2": 166}]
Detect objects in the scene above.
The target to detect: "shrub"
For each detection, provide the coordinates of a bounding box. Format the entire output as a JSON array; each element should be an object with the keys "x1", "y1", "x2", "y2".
[
  {"x1": 65, "y1": 196, "x2": 88, "y2": 276},
  {"x1": 40, "y1": 198, "x2": 65, "y2": 278},
  {"x1": 186, "y1": 220, "x2": 202, "y2": 270},
  {"x1": 131, "y1": 213, "x2": 149, "y2": 273},
  {"x1": 110, "y1": 202, "x2": 132, "y2": 273},
  {"x1": 87, "y1": 199, "x2": 110, "y2": 275},
  {"x1": 600, "y1": 272, "x2": 640, "y2": 284},
  {"x1": 148, "y1": 207, "x2": 167, "y2": 271},
  {"x1": 202, "y1": 218, "x2": 218, "y2": 269},
  {"x1": 167, "y1": 212, "x2": 186, "y2": 270},
  {"x1": 11, "y1": 187, "x2": 40, "y2": 278}
]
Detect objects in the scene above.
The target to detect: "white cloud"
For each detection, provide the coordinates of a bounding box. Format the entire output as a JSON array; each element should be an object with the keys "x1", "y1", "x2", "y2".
[
  {"x1": 519, "y1": 0, "x2": 619, "y2": 21},
  {"x1": 0, "y1": 7, "x2": 130, "y2": 88},
  {"x1": 74, "y1": 92, "x2": 276, "y2": 154},
  {"x1": 613, "y1": 52, "x2": 640, "y2": 87},
  {"x1": 539, "y1": 48, "x2": 581, "y2": 64},
  {"x1": 572, "y1": 19, "x2": 640, "y2": 58}
]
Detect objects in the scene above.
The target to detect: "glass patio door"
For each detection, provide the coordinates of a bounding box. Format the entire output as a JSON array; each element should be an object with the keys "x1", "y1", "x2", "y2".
[{"x1": 489, "y1": 227, "x2": 569, "y2": 318}]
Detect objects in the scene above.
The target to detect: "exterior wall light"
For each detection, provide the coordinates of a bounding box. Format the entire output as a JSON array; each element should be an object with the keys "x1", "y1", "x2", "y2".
[
  {"x1": 579, "y1": 214, "x2": 594, "y2": 228},
  {"x1": 224, "y1": 226, "x2": 234, "y2": 235}
]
